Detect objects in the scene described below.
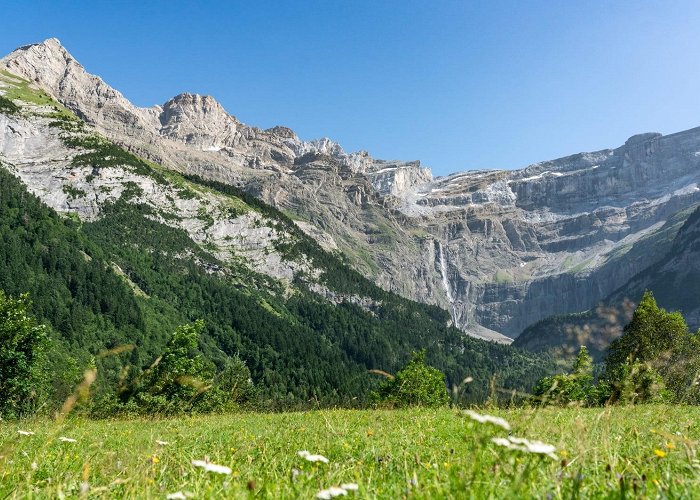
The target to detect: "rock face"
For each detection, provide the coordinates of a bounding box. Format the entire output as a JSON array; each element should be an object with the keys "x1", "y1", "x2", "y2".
[
  {"x1": 514, "y1": 204, "x2": 700, "y2": 358},
  {"x1": 3, "y1": 38, "x2": 700, "y2": 343}
]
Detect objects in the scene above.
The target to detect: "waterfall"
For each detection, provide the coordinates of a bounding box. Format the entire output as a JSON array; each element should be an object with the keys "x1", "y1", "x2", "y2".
[{"x1": 437, "y1": 241, "x2": 458, "y2": 328}]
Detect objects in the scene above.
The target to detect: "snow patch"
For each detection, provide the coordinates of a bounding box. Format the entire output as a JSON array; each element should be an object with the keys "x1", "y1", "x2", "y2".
[{"x1": 373, "y1": 166, "x2": 398, "y2": 174}]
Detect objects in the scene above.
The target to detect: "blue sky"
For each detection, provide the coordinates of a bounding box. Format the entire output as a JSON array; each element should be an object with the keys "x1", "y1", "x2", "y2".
[{"x1": 2, "y1": 1, "x2": 700, "y2": 176}]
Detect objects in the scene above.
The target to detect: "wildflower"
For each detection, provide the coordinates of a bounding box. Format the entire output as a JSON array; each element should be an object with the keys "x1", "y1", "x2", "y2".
[
  {"x1": 17, "y1": 430, "x2": 35, "y2": 436},
  {"x1": 463, "y1": 410, "x2": 511, "y2": 431},
  {"x1": 31, "y1": 462, "x2": 38, "y2": 471},
  {"x1": 297, "y1": 450, "x2": 329, "y2": 464},
  {"x1": 166, "y1": 492, "x2": 187, "y2": 500},
  {"x1": 316, "y1": 486, "x2": 348, "y2": 499},
  {"x1": 491, "y1": 436, "x2": 557, "y2": 459},
  {"x1": 151, "y1": 455, "x2": 160, "y2": 464},
  {"x1": 192, "y1": 459, "x2": 232, "y2": 474},
  {"x1": 59, "y1": 437, "x2": 77, "y2": 443},
  {"x1": 653, "y1": 449, "x2": 667, "y2": 458},
  {"x1": 665, "y1": 442, "x2": 675, "y2": 449},
  {"x1": 316, "y1": 482, "x2": 359, "y2": 498},
  {"x1": 156, "y1": 440, "x2": 170, "y2": 446}
]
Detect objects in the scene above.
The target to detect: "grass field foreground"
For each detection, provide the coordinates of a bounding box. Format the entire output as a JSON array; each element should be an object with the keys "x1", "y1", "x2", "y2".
[{"x1": 1, "y1": 405, "x2": 699, "y2": 498}]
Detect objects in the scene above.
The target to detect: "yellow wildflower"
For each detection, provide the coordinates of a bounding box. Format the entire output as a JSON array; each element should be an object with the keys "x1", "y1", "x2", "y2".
[{"x1": 653, "y1": 449, "x2": 667, "y2": 458}]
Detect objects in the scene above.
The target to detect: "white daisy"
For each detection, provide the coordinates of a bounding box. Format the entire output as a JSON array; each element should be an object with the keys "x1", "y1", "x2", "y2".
[
  {"x1": 491, "y1": 436, "x2": 557, "y2": 459},
  {"x1": 166, "y1": 492, "x2": 187, "y2": 500},
  {"x1": 17, "y1": 430, "x2": 35, "y2": 436},
  {"x1": 58, "y1": 437, "x2": 77, "y2": 443},
  {"x1": 463, "y1": 410, "x2": 512, "y2": 431},
  {"x1": 340, "y1": 483, "x2": 359, "y2": 491},
  {"x1": 316, "y1": 486, "x2": 348, "y2": 499},
  {"x1": 156, "y1": 440, "x2": 170, "y2": 446},
  {"x1": 298, "y1": 450, "x2": 329, "y2": 463},
  {"x1": 191, "y1": 459, "x2": 232, "y2": 475}
]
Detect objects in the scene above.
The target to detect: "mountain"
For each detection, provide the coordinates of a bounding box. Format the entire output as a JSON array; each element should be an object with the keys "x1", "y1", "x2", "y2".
[
  {"x1": 515, "y1": 203, "x2": 700, "y2": 358},
  {"x1": 4, "y1": 39, "x2": 699, "y2": 344},
  {"x1": 0, "y1": 45, "x2": 553, "y2": 407}
]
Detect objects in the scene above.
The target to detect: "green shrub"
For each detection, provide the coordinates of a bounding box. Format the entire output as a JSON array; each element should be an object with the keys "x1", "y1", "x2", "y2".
[
  {"x1": 533, "y1": 346, "x2": 608, "y2": 406},
  {"x1": 0, "y1": 291, "x2": 49, "y2": 418},
  {"x1": 373, "y1": 350, "x2": 449, "y2": 408},
  {"x1": 0, "y1": 95, "x2": 19, "y2": 115},
  {"x1": 126, "y1": 320, "x2": 254, "y2": 415},
  {"x1": 605, "y1": 291, "x2": 699, "y2": 403}
]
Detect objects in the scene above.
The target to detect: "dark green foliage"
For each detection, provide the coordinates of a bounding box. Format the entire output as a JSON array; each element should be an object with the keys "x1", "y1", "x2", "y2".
[
  {"x1": 533, "y1": 346, "x2": 609, "y2": 406},
  {"x1": 82, "y1": 184, "x2": 554, "y2": 407},
  {"x1": 373, "y1": 350, "x2": 450, "y2": 408},
  {"x1": 612, "y1": 360, "x2": 669, "y2": 404},
  {"x1": 536, "y1": 293, "x2": 700, "y2": 406},
  {"x1": 606, "y1": 291, "x2": 688, "y2": 371},
  {"x1": 0, "y1": 291, "x2": 49, "y2": 418},
  {"x1": 0, "y1": 166, "x2": 145, "y2": 351},
  {"x1": 48, "y1": 112, "x2": 85, "y2": 133},
  {"x1": 131, "y1": 320, "x2": 217, "y2": 413},
  {"x1": 62, "y1": 134, "x2": 166, "y2": 183},
  {"x1": 62, "y1": 185, "x2": 86, "y2": 199},
  {"x1": 0, "y1": 161, "x2": 556, "y2": 413},
  {"x1": 0, "y1": 95, "x2": 19, "y2": 114},
  {"x1": 604, "y1": 292, "x2": 700, "y2": 404}
]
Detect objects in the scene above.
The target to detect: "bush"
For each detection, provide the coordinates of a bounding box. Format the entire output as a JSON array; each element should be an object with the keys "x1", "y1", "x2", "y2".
[
  {"x1": 373, "y1": 350, "x2": 449, "y2": 408},
  {"x1": 0, "y1": 95, "x2": 19, "y2": 114},
  {"x1": 126, "y1": 320, "x2": 254, "y2": 415},
  {"x1": 605, "y1": 291, "x2": 699, "y2": 403},
  {"x1": 608, "y1": 360, "x2": 669, "y2": 404},
  {"x1": 533, "y1": 346, "x2": 608, "y2": 406},
  {"x1": 0, "y1": 291, "x2": 49, "y2": 418}
]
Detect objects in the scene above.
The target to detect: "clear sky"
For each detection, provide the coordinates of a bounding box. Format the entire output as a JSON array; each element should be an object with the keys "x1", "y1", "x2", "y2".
[{"x1": 2, "y1": 1, "x2": 700, "y2": 176}]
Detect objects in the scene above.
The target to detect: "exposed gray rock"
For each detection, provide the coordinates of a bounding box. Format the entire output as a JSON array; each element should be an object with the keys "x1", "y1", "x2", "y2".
[{"x1": 4, "y1": 38, "x2": 700, "y2": 344}]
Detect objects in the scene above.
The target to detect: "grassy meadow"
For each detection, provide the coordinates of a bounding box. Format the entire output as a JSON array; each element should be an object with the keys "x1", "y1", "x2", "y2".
[{"x1": 1, "y1": 405, "x2": 699, "y2": 498}]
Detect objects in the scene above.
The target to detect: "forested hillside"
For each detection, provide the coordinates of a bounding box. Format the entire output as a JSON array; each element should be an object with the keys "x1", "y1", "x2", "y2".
[{"x1": 0, "y1": 158, "x2": 554, "y2": 411}]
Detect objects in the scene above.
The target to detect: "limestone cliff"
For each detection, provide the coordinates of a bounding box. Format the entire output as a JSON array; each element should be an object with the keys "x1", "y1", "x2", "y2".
[{"x1": 4, "y1": 38, "x2": 700, "y2": 344}]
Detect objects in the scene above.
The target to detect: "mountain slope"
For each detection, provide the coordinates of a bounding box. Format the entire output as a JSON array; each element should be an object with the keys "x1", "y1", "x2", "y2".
[
  {"x1": 3, "y1": 38, "x2": 699, "y2": 343},
  {"x1": 514, "y1": 203, "x2": 700, "y2": 358},
  {"x1": 0, "y1": 65, "x2": 552, "y2": 405}
]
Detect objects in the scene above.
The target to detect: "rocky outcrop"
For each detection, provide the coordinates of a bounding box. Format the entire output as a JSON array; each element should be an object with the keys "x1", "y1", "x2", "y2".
[{"x1": 4, "y1": 38, "x2": 700, "y2": 343}]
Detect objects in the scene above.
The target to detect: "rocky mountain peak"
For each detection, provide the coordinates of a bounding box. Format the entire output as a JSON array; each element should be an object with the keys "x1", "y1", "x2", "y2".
[
  {"x1": 625, "y1": 132, "x2": 662, "y2": 146},
  {"x1": 161, "y1": 92, "x2": 230, "y2": 118},
  {"x1": 157, "y1": 92, "x2": 241, "y2": 147},
  {"x1": 14, "y1": 37, "x2": 72, "y2": 63},
  {"x1": 4, "y1": 39, "x2": 700, "y2": 344},
  {"x1": 2, "y1": 37, "x2": 84, "y2": 94}
]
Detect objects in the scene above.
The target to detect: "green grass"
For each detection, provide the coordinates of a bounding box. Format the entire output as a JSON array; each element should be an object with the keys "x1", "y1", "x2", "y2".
[
  {"x1": 1, "y1": 405, "x2": 698, "y2": 498},
  {"x1": 0, "y1": 70, "x2": 73, "y2": 121}
]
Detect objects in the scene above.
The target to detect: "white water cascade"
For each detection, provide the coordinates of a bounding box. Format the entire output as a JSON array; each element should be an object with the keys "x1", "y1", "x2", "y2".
[{"x1": 437, "y1": 241, "x2": 459, "y2": 328}]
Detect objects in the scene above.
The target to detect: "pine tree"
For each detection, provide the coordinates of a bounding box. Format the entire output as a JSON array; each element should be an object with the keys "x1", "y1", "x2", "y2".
[{"x1": 606, "y1": 291, "x2": 688, "y2": 374}]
